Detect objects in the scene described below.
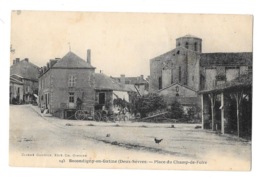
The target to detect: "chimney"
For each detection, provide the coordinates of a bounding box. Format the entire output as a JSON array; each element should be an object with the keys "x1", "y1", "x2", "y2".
[
  {"x1": 120, "y1": 74, "x2": 125, "y2": 85},
  {"x1": 16, "y1": 58, "x2": 20, "y2": 63},
  {"x1": 87, "y1": 49, "x2": 91, "y2": 64},
  {"x1": 13, "y1": 60, "x2": 16, "y2": 64},
  {"x1": 43, "y1": 66, "x2": 47, "y2": 73},
  {"x1": 50, "y1": 59, "x2": 58, "y2": 67},
  {"x1": 24, "y1": 58, "x2": 29, "y2": 62},
  {"x1": 140, "y1": 75, "x2": 144, "y2": 80}
]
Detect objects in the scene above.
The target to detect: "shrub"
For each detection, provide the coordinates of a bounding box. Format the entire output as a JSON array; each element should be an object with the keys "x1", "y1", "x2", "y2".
[{"x1": 131, "y1": 93, "x2": 166, "y2": 118}]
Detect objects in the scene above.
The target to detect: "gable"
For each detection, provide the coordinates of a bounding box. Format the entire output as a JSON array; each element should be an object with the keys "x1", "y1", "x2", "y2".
[
  {"x1": 159, "y1": 83, "x2": 198, "y2": 98},
  {"x1": 53, "y1": 52, "x2": 95, "y2": 69}
]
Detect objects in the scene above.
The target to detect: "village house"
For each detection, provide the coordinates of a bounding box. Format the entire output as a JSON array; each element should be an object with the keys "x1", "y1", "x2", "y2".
[
  {"x1": 112, "y1": 74, "x2": 149, "y2": 96},
  {"x1": 38, "y1": 50, "x2": 96, "y2": 118},
  {"x1": 10, "y1": 58, "x2": 39, "y2": 104},
  {"x1": 94, "y1": 73, "x2": 136, "y2": 112},
  {"x1": 9, "y1": 75, "x2": 23, "y2": 104}
]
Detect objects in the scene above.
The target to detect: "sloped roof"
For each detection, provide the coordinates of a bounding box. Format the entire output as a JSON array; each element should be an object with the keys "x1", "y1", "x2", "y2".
[
  {"x1": 176, "y1": 34, "x2": 201, "y2": 39},
  {"x1": 200, "y1": 52, "x2": 252, "y2": 67},
  {"x1": 199, "y1": 73, "x2": 252, "y2": 94},
  {"x1": 112, "y1": 76, "x2": 148, "y2": 85},
  {"x1": 94, "y1": 73, "x2": 126, "y2": 91},
  {"x1": 10, "y1": 59, "x2": 39, "y2": 81},
  {"x1": 52, "y1": 52, "x2": 95, "y2": 69},
  {"x1": 10, "y1": 76, "x2": 24, "y2": 85},
  {"x1": 126, "y1": 77, "x2": 148, "y2": 85},
  {"x1": 124, "y1": 84, "x2": 137, "y2": 92}
]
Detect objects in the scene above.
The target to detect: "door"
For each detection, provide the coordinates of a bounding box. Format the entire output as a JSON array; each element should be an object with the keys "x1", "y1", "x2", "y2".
[
  {"x1": 45, "y1": 94, "x2": 48, "y2": 109},
  {"x1": 68, "y1": 92, "x2": 75, "y2": 109}
]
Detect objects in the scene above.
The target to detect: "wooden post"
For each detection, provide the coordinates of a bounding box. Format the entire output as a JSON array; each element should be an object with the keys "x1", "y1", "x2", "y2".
[
  {"x1": 234, "y1": 91, "x2": 243, "y2": 137},
  {"x1": 209, "y1": 93, "x2": 216, "y2": 131},
  {"x1": 201, "y1": 94, "x2": 204, "y2": 129},
  {"x1": 221, "y1": 92, "x2": 225, "y2": 134}
]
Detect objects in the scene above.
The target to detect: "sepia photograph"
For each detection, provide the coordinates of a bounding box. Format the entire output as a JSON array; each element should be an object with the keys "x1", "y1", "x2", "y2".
[{"x1": 8, "y1": 10, "x2": 253, "y2": 171}]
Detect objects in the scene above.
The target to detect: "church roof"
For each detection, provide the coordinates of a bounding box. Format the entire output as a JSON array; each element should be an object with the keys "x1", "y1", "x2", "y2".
[
  {"x1": 158, "y1": 82, "x2": 198, "y2": 93},
  {"x1": 200, "y1": 52, "x2": 252, "y2": 67},
  {"x1": 52, "y1": 52, "x2": 95, "y2": 69},
  {"x1": 176, "y1": 34, "x2": 201, "y2": 39}
]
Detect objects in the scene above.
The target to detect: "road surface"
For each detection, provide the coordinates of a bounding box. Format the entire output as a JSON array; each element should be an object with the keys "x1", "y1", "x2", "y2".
[{"x1": 9, "y1": 105, "x2": 251, "y2": 170}]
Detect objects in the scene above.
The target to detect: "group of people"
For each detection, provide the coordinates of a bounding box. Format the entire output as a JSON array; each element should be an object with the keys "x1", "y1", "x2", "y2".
[{"x1": 76, "y1": 97, "x2": 130, "y2": 122}]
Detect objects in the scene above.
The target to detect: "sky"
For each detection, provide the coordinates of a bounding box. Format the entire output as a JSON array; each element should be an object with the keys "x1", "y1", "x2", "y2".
[{"x1": 10, "y1": 11, "x2": 253, "y2": 78}]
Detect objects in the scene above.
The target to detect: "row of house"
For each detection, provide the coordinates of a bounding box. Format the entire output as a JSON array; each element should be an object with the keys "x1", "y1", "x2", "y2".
[
  {"x1": 10, "y1": 49, "x2": 149, "y2": 119},
  {"x1": 9, "y1": 34, "x2": 252, "y2": 138},
  {"x1": 10, "y1": 58, "x2": 39, "y2": 104},
  {"x1": 38, "y1": 50, "x2": 149, "y2": 118}
]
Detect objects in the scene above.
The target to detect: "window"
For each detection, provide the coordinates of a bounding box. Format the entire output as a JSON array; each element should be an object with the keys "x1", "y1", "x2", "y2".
[
  {"x1": 42, "y1": 78, "x2": 45, "y2": 88},
  {"x1": 248, "y1": 66, "x2": 252, "y2": 74},
  {"x1": 194, "y1": 42, "x2": 197, "y2": 51},
  {"x1": 158, "y1": 77, "x2": 162, "y2": 90},
  {"x1": 68, "y1": 75, "x2": 77, "y2": 87},
  {"x1": 179, "y1": 66, "x2": 182, "y2": 83},
  {"x1": 69, "y1": 92, "x2": 75, "y2": 103},
  {"x1": 171, "y1": 69, "x2": 174, "y2": 84},
  {"x1": 99, "y1": 93, "x2": 105, "y2": 105},
  {"x1": 185, "y1": 42, "x2": 189, "y2": 49}
]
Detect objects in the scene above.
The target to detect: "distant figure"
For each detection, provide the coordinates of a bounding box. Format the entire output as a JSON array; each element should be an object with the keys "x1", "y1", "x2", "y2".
[
  {"x1": 76, "y1": 97, "x2": 82, "y2": 110},
  {"x1": 154, "y1": 138, "x2": 163, "y2": 144}
]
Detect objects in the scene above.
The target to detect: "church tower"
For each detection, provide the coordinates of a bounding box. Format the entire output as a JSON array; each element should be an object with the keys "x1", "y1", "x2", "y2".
[{"x1": 176, "y1": 35, "x2": 202, "y2": 53}]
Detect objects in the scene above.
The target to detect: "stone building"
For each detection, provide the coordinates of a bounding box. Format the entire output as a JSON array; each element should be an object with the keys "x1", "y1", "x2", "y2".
[
  {"x1": 149, "y1": 35, "x2": 252, "y2": 111},
  {"x1": 38, "y1": 50, "x2": 96, "y2": 118},
  {"x1": 94, "y1": 73, "x2": 134, "y2": 111},
  {"x1": 112, "y1": 75, "x2": 149, "y2": 96},
  {"x1": 10, "y1": 58, "x2": 39, "y2": 104},
  {"x1": 9, "y1": 75, "x2": 23, "y2": 104}
]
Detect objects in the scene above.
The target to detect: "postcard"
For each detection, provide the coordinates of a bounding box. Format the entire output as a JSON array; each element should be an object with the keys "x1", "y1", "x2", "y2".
[{"x1": 9, "y1": 11, "x2": 252, "y2": 170}]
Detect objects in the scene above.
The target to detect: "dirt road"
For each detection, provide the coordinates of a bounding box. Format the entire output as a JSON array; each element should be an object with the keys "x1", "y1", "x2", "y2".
[{"x1": 9, "y1": 105, "x2": 251, "y2": 170}]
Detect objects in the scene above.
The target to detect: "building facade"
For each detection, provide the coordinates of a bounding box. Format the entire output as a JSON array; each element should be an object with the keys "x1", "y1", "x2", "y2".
[
  {"x1": 149, "y1": 35, "x2": 252, "y2": 110},
  {"x1": 38, "y1": 50, "x2": 96, "y2": 118},
  {"x1": 10, "y1": 58, "x2": 39, "y2": 104},
  {"x1": 10, "y1": 75, "x2": 24, "y2": 104}
]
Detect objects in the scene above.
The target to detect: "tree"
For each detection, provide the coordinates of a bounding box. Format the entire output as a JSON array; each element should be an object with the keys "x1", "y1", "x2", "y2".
[
  {"x1": 131, "y1": 93, "x2": 166, "y2": 118},
  {"x1": 113, "y1": 98, "x2": 129, "y2": 109},
  {"x1": 167, "y1": 100, "x2": 184, "y2": 120}
]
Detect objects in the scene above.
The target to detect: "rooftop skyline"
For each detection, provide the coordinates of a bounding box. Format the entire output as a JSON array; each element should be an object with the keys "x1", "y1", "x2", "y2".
[{"x1": 10, "y1": 11, "x2": 253, "y2": 78}]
